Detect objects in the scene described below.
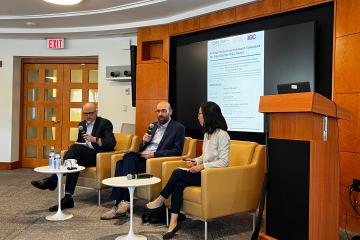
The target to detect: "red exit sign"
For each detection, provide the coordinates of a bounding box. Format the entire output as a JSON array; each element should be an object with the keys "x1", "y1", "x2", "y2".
[{"x1": 47, "y1": 39, "x2": 65, "y2": 49}]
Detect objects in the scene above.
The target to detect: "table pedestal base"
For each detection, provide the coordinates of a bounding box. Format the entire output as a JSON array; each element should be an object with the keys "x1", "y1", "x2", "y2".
[
  {"x1": 46, "y1": 211, "x2": 73, "y2": 221},
  {"x1": 115, "y1": 234, "x2": 146, "y2": 240}
]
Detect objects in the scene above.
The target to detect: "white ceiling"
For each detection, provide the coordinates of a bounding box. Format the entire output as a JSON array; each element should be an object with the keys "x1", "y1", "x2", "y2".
[{"x1": 0, "y1": 0, "x2": 256, "y2": 39}]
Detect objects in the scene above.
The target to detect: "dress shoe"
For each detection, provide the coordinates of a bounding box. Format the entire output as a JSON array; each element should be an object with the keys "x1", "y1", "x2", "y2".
[
  {"x1": 145, "y1": 203, "x2": 164, "y2": 212},
  {"x1": 31, "y1": 178, "x2": 56, "y2": 191},
  {"x1": 49, "y1": 195, "x2": 74, "y2": 212},
  {"x1": 162, "y1": 223, "x2": 181, "y2": 239},
  {"x1": 100, "y1": 205, "x2": 126, "y2": 220}
]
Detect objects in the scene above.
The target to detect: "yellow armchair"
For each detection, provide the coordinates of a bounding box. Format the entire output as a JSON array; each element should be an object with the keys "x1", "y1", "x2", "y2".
[
  {"x1": 110, "y1": 137, "x2": 197, "y2": 201},
  {"x1": 62, "y1": 133, "x2": 134, "y2": 205},
  {"x1": 162, "y1": 140, "x2": 266, "y2": 240}
]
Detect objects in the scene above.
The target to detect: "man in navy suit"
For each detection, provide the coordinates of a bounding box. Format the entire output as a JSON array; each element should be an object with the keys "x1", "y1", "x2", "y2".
[
  {"x1": 101, "y1": 101, "x2": 185, "y2": 220},
  {"x1": 31, "y1": 103, "x2": 116, "y2": 211}
]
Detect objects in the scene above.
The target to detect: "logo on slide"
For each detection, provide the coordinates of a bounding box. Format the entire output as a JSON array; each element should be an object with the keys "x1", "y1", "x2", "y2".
[{"x1": 247, "y1": 34, "x2": 256, "y2": 40}]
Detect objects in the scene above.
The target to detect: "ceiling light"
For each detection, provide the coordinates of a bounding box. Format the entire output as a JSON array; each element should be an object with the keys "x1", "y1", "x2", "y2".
[{"x1": 43, "y1": 0, "x2": 83, "y2": 5}]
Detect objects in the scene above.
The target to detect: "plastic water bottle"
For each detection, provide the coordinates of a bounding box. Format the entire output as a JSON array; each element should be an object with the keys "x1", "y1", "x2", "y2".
[
  {"x1": 48, "y1": 150, "x2": 55, "y2": 169},
  {"x1": 54, "y1": 153, "x2": 61, "y2": 169}
]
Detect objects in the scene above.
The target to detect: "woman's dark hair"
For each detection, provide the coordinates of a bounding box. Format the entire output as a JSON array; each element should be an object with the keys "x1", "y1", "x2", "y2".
[{"x1": 200, "y1": 101, "x2": 228, "y2": 134}]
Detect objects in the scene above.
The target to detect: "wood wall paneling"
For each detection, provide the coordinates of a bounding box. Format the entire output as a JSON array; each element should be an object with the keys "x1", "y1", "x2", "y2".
[
  {"x1": 336, "y1": 0, "x2": 360, "y2": 37},
  {"x1": 135, "y1": 100, "x2": 167, "y2": 135},
  {"x1": 334, "y1": 34, "x2": 360, "y2": 93},
  {"x1": 334, "y1": 93, "x2": 360, "y2": 152},
  {"x1": 281, "y1": 0, "x2": 316, "y2": 10},
  {"x1": 136, "y1": 62, "x2": 168, "y2": 100},
  {"x1": 340, "y1": 152, "x2": 360, "y2": 186},
  {"x1": 236, "y1": 0, "x2": 281, "y2": 21},
  {"x1": 169, "y1": 18, "x2": 200, "y2": 36},
  {"x1": 199, "y1": 8, "x2": 236, "y2": 29}
]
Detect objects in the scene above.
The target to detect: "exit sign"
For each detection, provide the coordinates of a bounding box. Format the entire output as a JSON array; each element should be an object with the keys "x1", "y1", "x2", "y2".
[{"x1": 47, "y1": 38, "x2": 65, "y2": 49}]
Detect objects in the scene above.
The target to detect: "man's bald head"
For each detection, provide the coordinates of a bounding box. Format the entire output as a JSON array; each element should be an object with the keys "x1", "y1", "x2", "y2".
[
  {"x1": 155, "y1": 101, "x2": 172, "y2": 124},
  {"x1": 82, "y1": 102, "x2": 98, "y2": 122}
]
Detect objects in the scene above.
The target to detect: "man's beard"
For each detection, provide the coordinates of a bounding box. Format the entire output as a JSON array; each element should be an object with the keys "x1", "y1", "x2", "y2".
[{"x1": 158, "y1": 116, "x2": 169, "y2": 125}]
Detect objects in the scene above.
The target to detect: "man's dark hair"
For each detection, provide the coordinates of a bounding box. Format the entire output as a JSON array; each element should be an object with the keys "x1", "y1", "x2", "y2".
[{"x1": 200, "y1": 101, "x2": 228, "y2": 134}]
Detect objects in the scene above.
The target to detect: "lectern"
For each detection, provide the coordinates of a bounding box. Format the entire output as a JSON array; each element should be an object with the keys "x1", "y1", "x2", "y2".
[{"x1": 258, "y1": 92, "x2": 349, "y2": 240}]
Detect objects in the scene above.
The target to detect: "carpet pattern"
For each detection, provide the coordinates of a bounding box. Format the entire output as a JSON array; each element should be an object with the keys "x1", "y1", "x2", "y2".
[{"x1": 0, "y1": 169, "x2": 256, "y2": 240}]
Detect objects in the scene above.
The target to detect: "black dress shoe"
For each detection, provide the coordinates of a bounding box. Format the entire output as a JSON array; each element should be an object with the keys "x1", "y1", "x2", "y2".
[
  {"x1": 145, "y1": 203, "x2": 165, "y2": 212},
  {"x1": 49, "y1": 195, "x2": 74, "y2": 212},
  {"x1": 31, "y1": 178, "x2": 56, "y2": 191},
  {"x1": 163, "y1": 223, "x2": 181, "y2": 239}
]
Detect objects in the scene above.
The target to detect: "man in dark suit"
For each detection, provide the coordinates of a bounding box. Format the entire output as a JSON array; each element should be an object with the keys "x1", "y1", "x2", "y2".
[
  {"x1": 31, "y1": 102, "x2": 116, "y2": 211},
  {"x1": 101, "y1": 101, "x2": 185, "y2": 220}
]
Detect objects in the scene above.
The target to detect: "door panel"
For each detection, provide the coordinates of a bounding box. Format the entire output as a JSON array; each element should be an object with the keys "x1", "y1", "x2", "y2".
[{"x1": 21, "y1": 62, "x2": 98, "y2": 168}]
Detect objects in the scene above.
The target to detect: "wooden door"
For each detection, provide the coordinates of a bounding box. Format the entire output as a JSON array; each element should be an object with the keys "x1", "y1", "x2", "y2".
[{"x1": 22, "y1": 63, "x2": 98, "y2": 168}]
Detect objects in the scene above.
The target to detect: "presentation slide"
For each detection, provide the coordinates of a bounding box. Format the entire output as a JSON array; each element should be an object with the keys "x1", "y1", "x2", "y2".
[{"x1": 207, "y1": 31, "x2": 264, "y2": 132}]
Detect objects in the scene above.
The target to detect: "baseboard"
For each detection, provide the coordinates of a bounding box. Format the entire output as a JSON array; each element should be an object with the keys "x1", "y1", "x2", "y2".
[{"x1": 0, "y1": 161, "x2": 21, "y2": 170}]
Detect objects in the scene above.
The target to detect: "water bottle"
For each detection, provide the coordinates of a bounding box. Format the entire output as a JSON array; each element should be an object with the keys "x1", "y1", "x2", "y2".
[
  {"x1": 54, "y1": 153, "x2": 61, "y2": 169},
  {"x1": 48, "y1": 150, "x2": 55, "y2": 169}
]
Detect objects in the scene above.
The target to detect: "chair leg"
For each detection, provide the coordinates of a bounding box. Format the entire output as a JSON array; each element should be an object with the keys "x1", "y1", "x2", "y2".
[
  {"x1": 98, "y1": 189, "x2": 101, "y2": 206},
  {"x1": 204, "y1": 221, "x2": 208, "y2": 240},
  {"x1": 166, "y1": 207, "x2": 169, "y2": 226},
  {"x1": 252, "y1": 212, "x2": 256, "y2": 232}
]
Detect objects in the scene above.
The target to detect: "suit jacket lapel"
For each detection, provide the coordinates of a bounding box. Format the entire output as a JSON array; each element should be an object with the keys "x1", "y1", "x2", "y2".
[
  {"x1": 157, "y1": 120, "x2": 173, "y2": 150},
  {"x1": 92, "y1": 117, "x2": 100, "y2": 136}
]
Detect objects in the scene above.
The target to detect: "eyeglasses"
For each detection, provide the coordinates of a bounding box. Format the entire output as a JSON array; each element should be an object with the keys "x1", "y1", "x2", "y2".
[
  {"x1": 82, "y1": 111, "x2": 96, "y2": 115},
  {"x1": 155, "y1": 109, "x2": 168, "y2": 114}
]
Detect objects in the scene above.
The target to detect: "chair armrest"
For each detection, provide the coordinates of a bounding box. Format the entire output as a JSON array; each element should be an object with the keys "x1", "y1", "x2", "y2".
[
  {"x1": 161, "y1": 160, "x2": 188, "y2": 188},
  {"x1": 201, "y1": 163, "x2": 264, "y2": 219},
  {"x1": 96, "y1": 151, "x2": 125, "y2": 180},
  {"x1": 110, "y1": 153, "x2": 126, "y2": 177},
  {"x1": 60, "y1": 150, "x2": 67, "y2": 158},
  {"x1": 147, "y1": 157, "x2": 184, "y2": 179}
]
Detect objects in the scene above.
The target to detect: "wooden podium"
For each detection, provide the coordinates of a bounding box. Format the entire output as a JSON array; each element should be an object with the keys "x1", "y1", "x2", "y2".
[{"x1": 258, "y1": 92, "x2": 349, "y2": 240}]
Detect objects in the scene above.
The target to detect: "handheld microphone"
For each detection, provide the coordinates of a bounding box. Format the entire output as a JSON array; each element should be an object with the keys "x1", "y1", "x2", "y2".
[
  {"x1": 146, "y1": 123, "x2": 155, "y2": 135},
  {"x1": 126, "y1": 173, "x2": 153, "y2": 180},
  {"x1": 78, "y1": 125, "x2": 86, "y2": 135}
]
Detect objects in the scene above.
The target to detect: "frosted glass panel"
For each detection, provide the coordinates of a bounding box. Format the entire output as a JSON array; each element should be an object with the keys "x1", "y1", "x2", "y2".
[
  {"x1": 44, "y1": 89, "x2": 57, "y2": 101},
  {"x1": 27, "y1": 127, "x2": 37, "y2": 139},
  {"x1": 45, "y1": 69, "x2": 57, "y2": 83},
  {"x1": 70, "y1": 108, "x2": 82, "y2": 122},
  {"x1": 43, "y1": 127, "x2": 56, "y2": 140},
  {"x1": 28, "y1": 89, "x2": 38, "y2": 101},
  {"x1": 44, "y1": 108, "x2": 56, "y2": 121},
  {"x1": 71, "y1": 70, "x2": 82, "y2": 83},
  {"x1": 26, "y1": 145, "x2": 37, "y2": 158},
  {"x1": 69, "y1": 128, "x2": 78, "y2": 141},
  {"x1": 89, "y1": 70, "x2": 98, "y2": 83},
  {"x1": 28, "y1": 69, "x2": 39, "y2": 83},
  {"x1": 70, "y1": 89, "x2": 82, "y2": 102},
  {"x1": 27, "y1": 107, "x2": 38, "y2": 120},
  {"x1": 89, "y1": 89, "x2": 98, "y2": 102},
  {"x1": 43, "y1": 146, "x2": 55, "y2": 159}
]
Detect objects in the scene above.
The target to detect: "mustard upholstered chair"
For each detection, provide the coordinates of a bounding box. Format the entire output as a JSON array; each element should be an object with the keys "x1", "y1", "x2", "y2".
[
  {"x1": 110, "y1": 137, "x2": 197, "y2": 201},
  {"x1": 161, "y1": 140, "x2": 266, "y2": 240},
  {"x1": 62, "y1": 133, "x2": 134, "y2": 205}
]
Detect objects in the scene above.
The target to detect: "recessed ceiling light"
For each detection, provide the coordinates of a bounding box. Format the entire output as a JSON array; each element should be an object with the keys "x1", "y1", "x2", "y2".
[{"x1": 43, "y1": 0, "x2": 83, "y2": 5}]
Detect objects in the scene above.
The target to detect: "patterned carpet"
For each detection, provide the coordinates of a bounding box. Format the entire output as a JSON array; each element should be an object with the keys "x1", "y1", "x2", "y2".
[{"x1": 0, "y1": 169, "x2": 256, "y2": 240}]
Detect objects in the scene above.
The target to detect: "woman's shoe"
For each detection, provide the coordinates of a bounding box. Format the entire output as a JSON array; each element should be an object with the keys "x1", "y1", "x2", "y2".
[
  {"x1": 162, "y1": 223, "x2": 181, "y2": 239},
  {"x1": 145, "y1": 202, "x2": 164, "y2": 212}
]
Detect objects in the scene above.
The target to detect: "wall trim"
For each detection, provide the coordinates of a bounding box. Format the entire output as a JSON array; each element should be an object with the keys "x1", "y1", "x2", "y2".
[{"x1": 0, "y1": 161, "x2": 21, "y2": 170}]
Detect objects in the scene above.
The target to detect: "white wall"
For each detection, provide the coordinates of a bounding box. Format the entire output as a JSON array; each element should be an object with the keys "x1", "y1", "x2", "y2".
[{"x1": 0, "y1": 36, "x2": 137, "y2": 163}]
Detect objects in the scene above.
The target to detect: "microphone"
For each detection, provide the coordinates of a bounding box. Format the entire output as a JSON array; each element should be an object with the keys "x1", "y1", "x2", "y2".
[
  {"x1": 146, "y1": 123, "x2": 155, "y2": 135},
  {"x1": 78, "y1": 125, "x2": 86, "y2": 135},
  {"x1": 126, "y1": 173, "x2": 153, "y2": 180}
]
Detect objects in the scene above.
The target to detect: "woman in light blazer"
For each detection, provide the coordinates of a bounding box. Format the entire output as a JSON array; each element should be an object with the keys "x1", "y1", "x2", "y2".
[{"x1": 146, "y1": 101, "x2": 230, "y2": 239}]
